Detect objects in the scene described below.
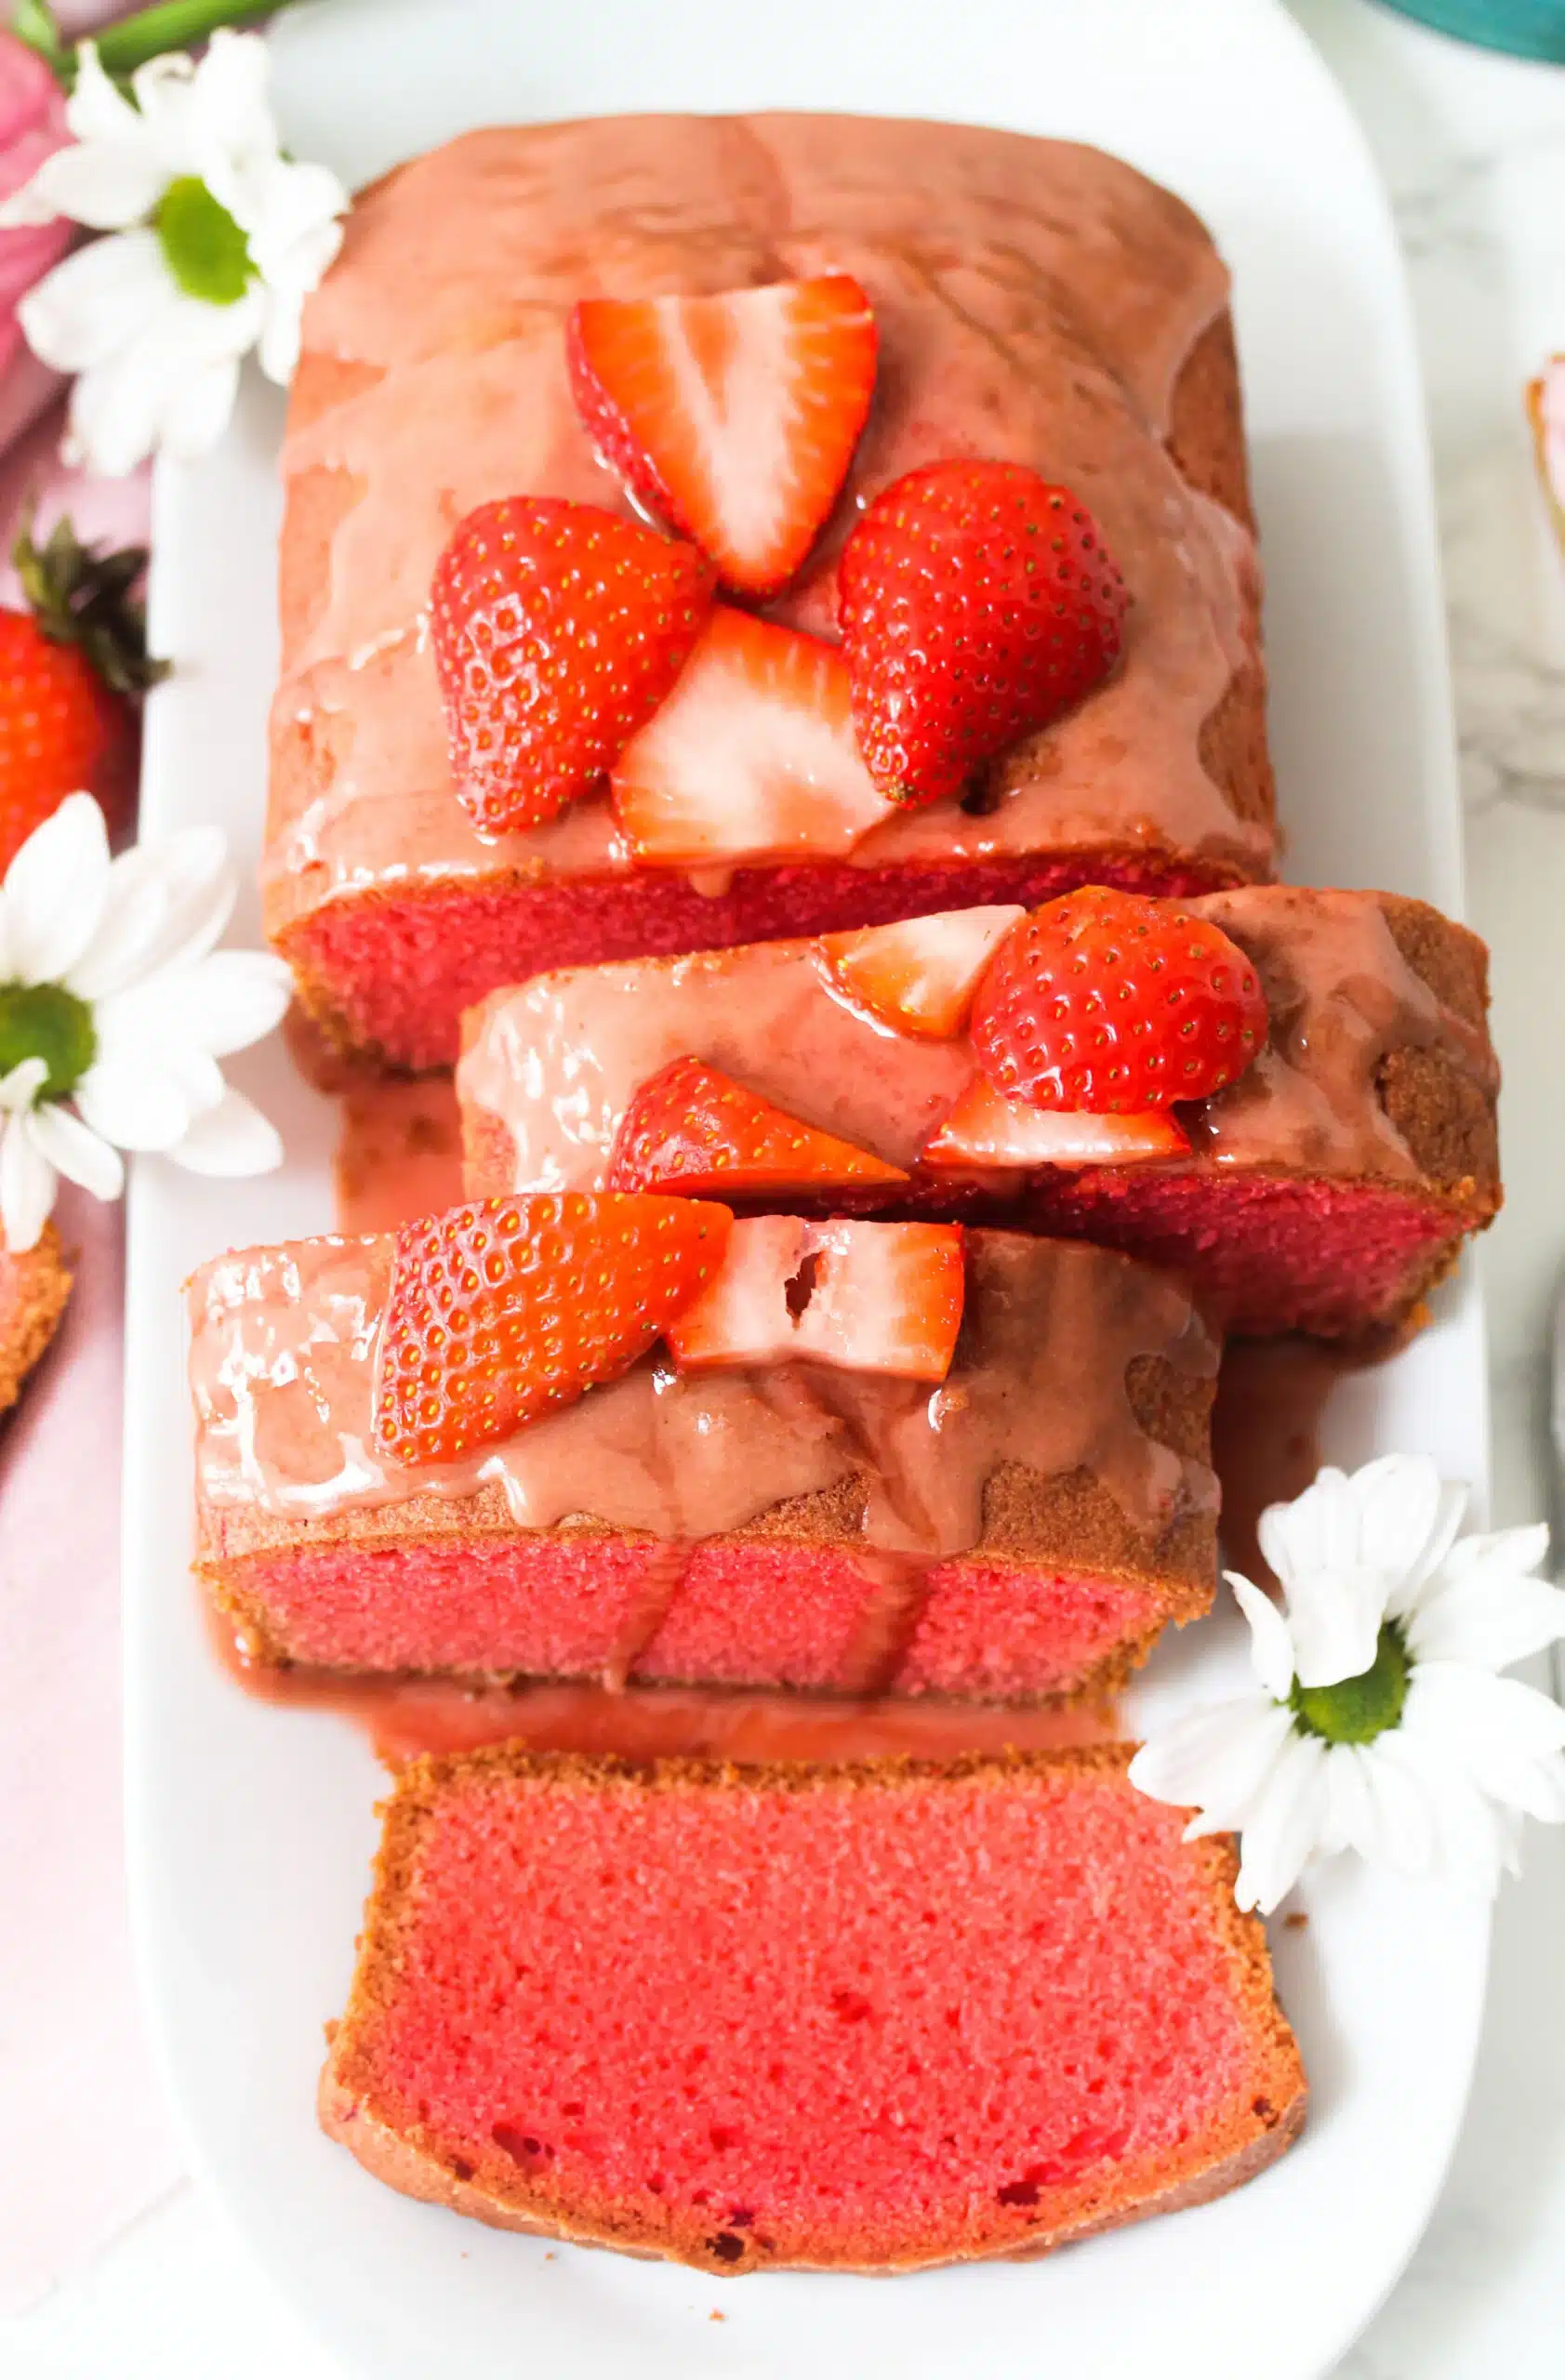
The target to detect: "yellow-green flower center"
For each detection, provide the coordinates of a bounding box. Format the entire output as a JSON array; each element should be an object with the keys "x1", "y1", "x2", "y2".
[
  {"x1": 1290, "y1": 1620, "x2": 1411, "y2": 1746},
  {"x1": 154, "y1": 175, "x2": 255, "y2": 307},
  {"x1": 0, "y1": 980, "x2": 97, "y2": 1098}
]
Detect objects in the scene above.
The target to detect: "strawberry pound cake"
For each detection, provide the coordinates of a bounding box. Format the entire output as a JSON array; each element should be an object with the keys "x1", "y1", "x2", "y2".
[
  {"x1": 187, "y1": 1213, "x2": 1217, "y2": 1703},
  {"x1": 321, "y1": 1746, "x2": 1306, "y2": 2271},
  {"x1": 267, "y1": 116, "x2": 1274, "y2": 1070},
  {"x1": 459, "y1": 884, "x2": 1501, "y2": 1340}
]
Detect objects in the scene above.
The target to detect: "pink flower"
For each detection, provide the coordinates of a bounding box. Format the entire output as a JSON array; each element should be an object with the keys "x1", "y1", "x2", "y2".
[{"x1": 0, "y1": 34, "x2": 70, "y2": 383}]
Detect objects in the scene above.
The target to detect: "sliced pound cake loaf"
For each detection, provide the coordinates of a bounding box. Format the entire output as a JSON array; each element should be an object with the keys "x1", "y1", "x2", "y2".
[{"x1": 321, "y1": 1745, "x2": 1306, "y2": 2271}]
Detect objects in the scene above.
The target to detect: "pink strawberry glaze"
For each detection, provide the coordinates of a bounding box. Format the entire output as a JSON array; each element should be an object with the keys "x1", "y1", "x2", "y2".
[
  {"x1": 291, "y1": 850, "x2": 1219, "y2": 1074},
  {"x1": 355, "y1": 1762, "x2": 1257, "y2": 2257}
]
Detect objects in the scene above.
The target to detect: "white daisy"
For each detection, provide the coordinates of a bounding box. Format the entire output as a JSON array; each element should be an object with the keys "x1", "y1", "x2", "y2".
[
  {"x1": 0, "y1": 33, "x2": 346, "y2": 474},
  {"x1": 0, "y1": 792, "x2": 291, "y2": 1250},
  {"x1": 1130, "y1": 1455, "x2": 1565, "y2": 1914}
]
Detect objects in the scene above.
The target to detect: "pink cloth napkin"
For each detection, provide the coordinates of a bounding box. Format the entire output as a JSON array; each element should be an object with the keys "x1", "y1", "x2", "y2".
[
  {"x1": 0, "y1": 9, "x2": 185, "y2": 2301},
  {"x1": 0, "y1": 1189, "x2": 181, "y2": 2315}
]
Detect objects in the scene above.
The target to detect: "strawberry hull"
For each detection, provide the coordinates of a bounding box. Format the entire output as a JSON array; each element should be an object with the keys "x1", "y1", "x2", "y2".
[
  {"x1": 188, "y1": 1227, "x2": 1218, "y2": 1707},
  {"x1": 458, "y1": 888, "x2": 1502, "y2": 1342}
]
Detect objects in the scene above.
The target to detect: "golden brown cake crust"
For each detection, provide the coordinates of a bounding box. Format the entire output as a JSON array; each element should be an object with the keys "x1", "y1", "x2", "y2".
[
  {"x1": 321, "y1": 1744, "x2": 1306, "y2": 2274},
  {"x1": 0, "y1": 1223, "x2": 73, "y2": 1418}
]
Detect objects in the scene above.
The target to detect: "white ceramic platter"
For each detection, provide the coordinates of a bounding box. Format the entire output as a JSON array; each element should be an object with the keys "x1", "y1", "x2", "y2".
[{"x1": 123, "y1": 0, "x2": 1493, "y2": 2372}]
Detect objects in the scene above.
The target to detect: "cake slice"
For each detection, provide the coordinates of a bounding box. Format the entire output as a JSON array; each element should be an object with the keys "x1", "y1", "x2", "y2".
[
  {"x1": 0, "y1": 1223, "x2": 72, "y2": 1417},
  {"x1": 320, "y1": 1745, "x2": 1306, "y2": 2271},
  {"x1": 188, "y1": 1222, "x2": 1217, "y2": 1704},
  {"x1": 267, "y1": 114, "x2": 1273, "y2": 1070},
  {"x1": 459, "y1": 884, "x2": 1501, "y2": 1340}
]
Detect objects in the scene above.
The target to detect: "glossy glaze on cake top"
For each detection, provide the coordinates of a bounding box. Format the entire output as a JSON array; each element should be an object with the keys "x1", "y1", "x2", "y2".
[
  {"x1": 187, "y1": 1227, "x2": 1216, "y2": 1556},
  {"x1": 266, "y1": 113, "x2": 1270, "y2": 933}
]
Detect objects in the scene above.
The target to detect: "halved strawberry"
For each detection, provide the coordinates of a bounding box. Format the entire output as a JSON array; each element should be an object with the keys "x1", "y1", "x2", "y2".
[
  {"x1": 606, "y1": 1054, "x2": 907, "y2": 1197},
  {"x1": 430, "y1": 497, "x2": 714, "y2": 835},
  {"x1": 374, "y1": 1191, "x2": 732, "y2": 1465},
  {"x1": 970, "y1": 886, "x2": 1269, "y2": 1111},
  {"x1": 666, "y1": 1215, "x2": 965, "y2": 1382},
  {"x1": 838, "y1": 460, "x2": 1128, "y2": 807},
  {"x1": 568, "y1": 274, "x2": 878, "y2": 596},
  {"x1": 611, "y1": 605, "x2": 894, "y2": 866},
  {"x1": 922, "y1": 1078, "x2": 1190, "y2": 1168},
  {"x1": 818, "y1": 906, "x2": 1026, "y2": 1039}
]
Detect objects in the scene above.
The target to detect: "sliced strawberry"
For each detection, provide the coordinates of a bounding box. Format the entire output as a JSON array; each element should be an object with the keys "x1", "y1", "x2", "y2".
[
  {"x1": 611, "y1": 605, "x2": 894, "y2": 866},
  {"x1": 568, "y1": 274, "x2": 877, "y2": 596},
  {"x1": 430, "y1": 497, "x2": 714, "y2": 835},
  {"x1": 374, "y1": 1191, "x2": 732, "y2": 1465},
  {"x1": 606, "y1": 1054, "x2": 907, "y2": 1197},
  {"x1": 922, "y1": 1078, "x2": 1190, "y2": 1168},
  {"x1": 971, "y1": 887, "x2": 1269, "y2": 1110},
  {"x1": 838, "y1": 460, "x2": 1129, "y2": 807},
  {"x1": 818, "y1": 906, "x2": 1026, "y2": 1039},
  {"x1": 666, "y1": 1215, "x2": 965, "y2": 1382}
]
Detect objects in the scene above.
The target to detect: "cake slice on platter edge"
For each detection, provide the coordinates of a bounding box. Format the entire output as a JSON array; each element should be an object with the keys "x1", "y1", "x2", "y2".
[
  {"x1": 319, "y1": 1746, "x2": 1306, "y2": 2272},
  {"x1": 265, "y1": 114, "x2": 1275, "y2": 1072}
]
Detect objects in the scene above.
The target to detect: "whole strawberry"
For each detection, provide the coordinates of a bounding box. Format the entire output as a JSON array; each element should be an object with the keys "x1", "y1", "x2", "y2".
[
  {"x1": 970, "y1": 887, "x2": 1268, "y2": 1112},
  {"x1": 431, "y1": 497, "x2": 714, "y2": 835},
  {"x1": 0, "y1": 514, "x2": 166, "y2": 874},
  {"x1": 838, "y1": 460, "x2": 1127, "y2": 807}
]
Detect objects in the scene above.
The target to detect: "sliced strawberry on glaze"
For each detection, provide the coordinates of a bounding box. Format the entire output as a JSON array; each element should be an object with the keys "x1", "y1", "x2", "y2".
[
  {"x1": 838, "y1": 460, "x2": 1129, "y2": 807},
  {"x1": 568, "y1": 274, "x2": 877, "y2": 596},
  {"x1": 606, "y1": 1054, "x2": 907, "y2": 1198},
  {"x1": 971, "y1": 886, "x2": 1269, "y2": 1111},
  {"x1": 819, "y1": 906, "x2": 1025, "y2": 1039},
  {"x1": 666, "y1": 1216, "x2": 965, "y2": 1382},
  {"x1": 611, "y1": 605, "x2": 894, "y2": 866},
  {"x1": 430, "y1": 497, "x2": 714, "y2": 835},
  {"x1": 374, "y1": 1192, "x2": 732, "y2": 1465},
  {"x1": 922, "y1": 1078, "x2": 1190, "y2": 1169}
]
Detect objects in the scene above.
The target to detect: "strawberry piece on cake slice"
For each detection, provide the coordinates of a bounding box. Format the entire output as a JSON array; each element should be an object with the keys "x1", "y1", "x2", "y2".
[
  {"x1": 606, "y1": 1055, "x2": 906, "y2": 1198},
  {"x1": 569, "y1": 274, "x2": 877, "y2": 596}
]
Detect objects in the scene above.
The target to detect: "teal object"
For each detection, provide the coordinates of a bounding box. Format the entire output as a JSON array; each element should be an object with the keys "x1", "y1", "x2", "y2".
[{"x1": 1376, "y1": 0, "x2": 1565, "y2": 58}]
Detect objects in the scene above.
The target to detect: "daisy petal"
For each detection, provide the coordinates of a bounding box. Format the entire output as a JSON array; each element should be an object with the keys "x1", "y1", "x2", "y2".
[
  {"x1": 1230, "y1": 1574, "x2": 1297, "y2": 1699},
  {"x1": 1130, "y1": 1696, "x2": 1294, "y2": 1831},
  {"x1": 4, "y1": 792, "x2": 111, "y2": 982},
  {"x1": 118, "y1": 827, "x2": 234, "y2": 979},
  {"x1": 1286, "y1": 1567, "x2": 1386, "y2": 1693},
  {"x1": 167, "y1": 1085, "x2": 282, "y2": 1176},
  {"x1": 162, "y1": 350, "x2": 241, "y2": 458},
  {"x1": 68, "y1": 43, "x2": 154, "y2": 147},
  {"x1": 1319, "y1": 1743, "x2": 1376, "y2": 1858},
  {"x1": 26, "y1": 1102, "x2": 124, "y2": 1202},
  {"x1": 64, "y1": 849, "x2": 171, "y2": 1002},
  {"x1": 0, "y1": 1111, "x2": 55, "y2": 1250},
  {"x1": 1258, "y1": 1464, "x2": 1356, "y2": 1595},
  {"x1": 0, "y1": 1057, "x2": 47, "y2": 1113},
  {"x1": 1356, "y1": 1453, "x2": 1450, "y2": 1582},
  {"x1": 18, "y1": 227, "x2": 172, "y2": 373},
  {"x1": 1408, "y1": 1560, "x2": 1565, "y2": 1673},
  {"x1": 73, "y1": 1055, "x2": 191, "y2": 1152},
  {"x1": 176, "y1": 950, "x2": 293, "y2": 1055},
  {"x1": 1413, "y1": 1666, "x2": 1565, "y2": 1821},
  {"x1": 1234, "y1": 1729, "x2": 1327, "y2": 1915},
  {"x1": 1352, "y1": 1735, "x2": 1437, "y2": 1873},
  {"x1": 19, "y1": 138, "x2": 169, "y2": 232}
]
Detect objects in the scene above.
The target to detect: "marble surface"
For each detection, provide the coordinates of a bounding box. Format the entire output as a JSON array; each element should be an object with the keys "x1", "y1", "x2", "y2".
[{"x1": 10, "y1": 1, "x2": 1565, "y2": 2372}]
